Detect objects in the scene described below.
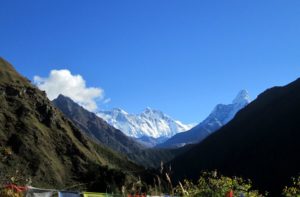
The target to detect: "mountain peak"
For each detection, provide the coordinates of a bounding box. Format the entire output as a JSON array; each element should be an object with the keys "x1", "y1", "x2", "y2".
[
  {"x1": 111, "y1": 108, "x2": 128, "y2": 114},
  {"x1": 56, "y1": 94, "x2": 69, "y2": 100},
  {"x1": 143, "y1": 107, "x2": 163, "y2": 115},
  {"x1": 232, "y1": 89, "x2": 251, "y2": 104},
  {"x1": 145, "y1": 107, "x2": 152, "y2": 111},
  {"x1": 144, "y1": 107, "x2": 156, "y2": 113},
  {"x1": 55, "y1": 94, "x2": 78, "y2": 105}
]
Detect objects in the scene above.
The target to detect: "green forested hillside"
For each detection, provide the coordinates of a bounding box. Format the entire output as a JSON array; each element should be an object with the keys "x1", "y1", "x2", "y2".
[{"x1": 0, "y1": 57, "x2": 142, "y2": 191}]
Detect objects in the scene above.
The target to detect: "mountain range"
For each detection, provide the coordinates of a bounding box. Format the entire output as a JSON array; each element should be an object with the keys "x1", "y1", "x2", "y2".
[
  {"x1": 169, "y1": 78, "x2": 300, "y2": 196},
  {"x1": 1, "y1": 56, "x2": 299, "y2": 196},
  {"x1": 157, "y1": 90, "x2": 251, "y2": 148},
  {"x1": 53, "y1": 95, "x2": 181, "y2": 168},
  {"x1": 97, "y1": 107, "x2": 193, "y2": 146}
]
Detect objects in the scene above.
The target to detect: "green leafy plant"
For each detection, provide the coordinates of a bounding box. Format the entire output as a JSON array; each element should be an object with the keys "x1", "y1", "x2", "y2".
[
  {"x1": 282, "y1": 175, "x2": 300, "y2": 197},
  {"x1": 174, "y1": 171, "x2": 265, "y2": 197},
  {"x1": 0, "y1": 188, "x2": 24, "y2": 197}
]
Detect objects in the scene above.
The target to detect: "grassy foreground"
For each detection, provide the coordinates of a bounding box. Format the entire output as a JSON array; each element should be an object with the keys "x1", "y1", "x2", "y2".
[{"x1": 1, "y1": 170, "x2": 299, "y2": 196}]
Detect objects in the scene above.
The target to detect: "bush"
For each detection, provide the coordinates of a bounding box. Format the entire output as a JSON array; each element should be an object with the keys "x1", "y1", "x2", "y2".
[
  {"x1": 282, "y1": 175, "x2": 300, "y2": 197},
  {"x1": 0, "y1": 188, "x2": 24, "y2": 197},
  {"x1": 174, "y1": 171, "x2": 265, "y2": 197}
]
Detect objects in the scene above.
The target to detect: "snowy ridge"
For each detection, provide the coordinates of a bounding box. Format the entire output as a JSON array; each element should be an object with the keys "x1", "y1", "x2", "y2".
[
  {"x1": 204, "y1": 89, "x2": 251, "y2": 126},
  {"x1": 157, "y1": 90, "x2": 251, "y2": 148},
  {"x1": 97, "y1": 107, "x2": 193, "y2": 138}
]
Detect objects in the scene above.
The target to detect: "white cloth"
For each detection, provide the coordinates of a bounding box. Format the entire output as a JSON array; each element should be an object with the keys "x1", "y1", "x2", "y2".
[{"x1": 26, "y1": 186, "x2": 56, "y2": 197}]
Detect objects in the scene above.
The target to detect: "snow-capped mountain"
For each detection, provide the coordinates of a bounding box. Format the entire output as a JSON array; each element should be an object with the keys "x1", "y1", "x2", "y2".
[
  {"x1": 157, "y1": 90, "x2": 251, "y2": 148},
  {"x1": 201, "y1": 89, "x2": 251, "y2": 127},
  {"x1": 97, "y1": 107, "x2": 193, "y2": 139}
]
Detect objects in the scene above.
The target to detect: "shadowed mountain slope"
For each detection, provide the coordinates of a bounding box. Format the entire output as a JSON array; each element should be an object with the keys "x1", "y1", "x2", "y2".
[{"x1": 170, "y1": 78, "x2": 300, "y2": 196}]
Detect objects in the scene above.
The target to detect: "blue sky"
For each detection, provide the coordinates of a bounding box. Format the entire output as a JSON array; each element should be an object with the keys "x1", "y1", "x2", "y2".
[{"x1": 1, "y1": 0, "x2": 300, "y2": 123}]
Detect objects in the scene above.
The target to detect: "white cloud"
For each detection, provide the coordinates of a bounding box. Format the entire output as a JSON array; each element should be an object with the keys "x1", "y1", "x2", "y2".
[{"x1": 34, "y1": 69, "x2": 103, "y2": 112}]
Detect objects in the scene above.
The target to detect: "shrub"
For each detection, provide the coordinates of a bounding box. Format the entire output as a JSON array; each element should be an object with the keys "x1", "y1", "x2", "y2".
[
  {"x1": 282, "y1": 175, "x2": 300, "y2": 197},
  {"x1": 174, "y1": 171, "x2": 265, "y2": 197},
  {"x1": 0, "y1": 188, "x2": 24, "y2": 197}
]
